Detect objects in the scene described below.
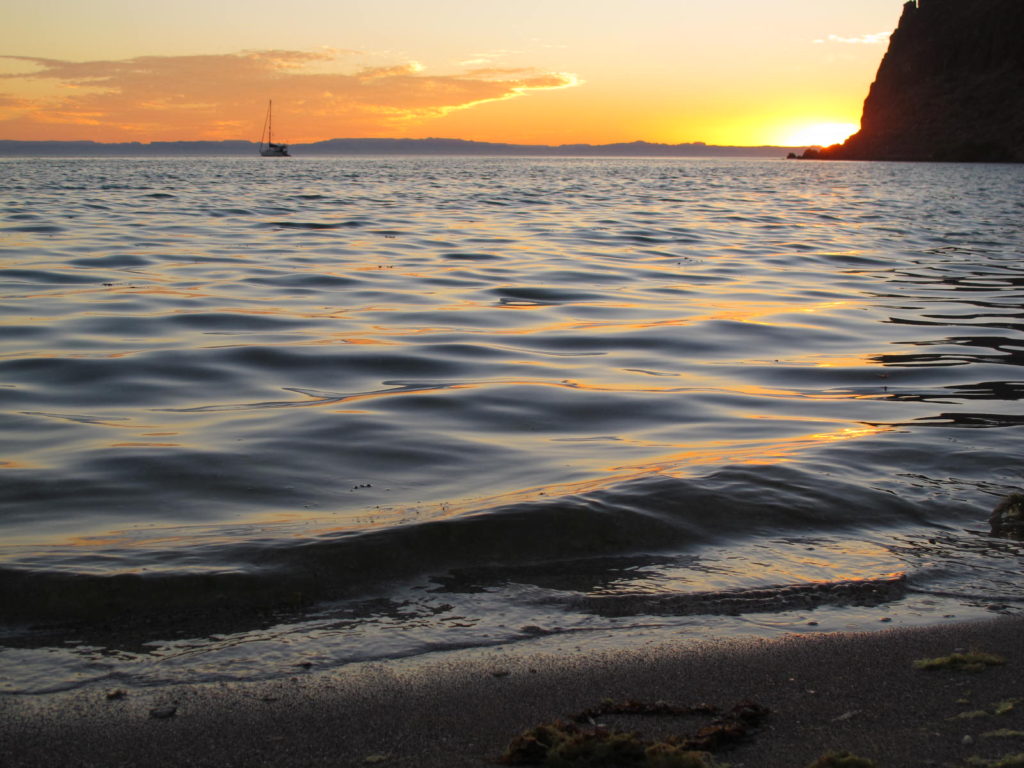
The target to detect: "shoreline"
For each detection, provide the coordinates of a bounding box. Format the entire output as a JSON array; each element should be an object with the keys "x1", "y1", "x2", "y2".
[{"x1": 3, "y1": 616, "x2": 1024, "y2": 767}]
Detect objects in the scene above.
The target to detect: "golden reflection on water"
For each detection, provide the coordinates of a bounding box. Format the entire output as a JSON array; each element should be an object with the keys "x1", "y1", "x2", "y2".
[
  {"x1": 0, "y1": 415, "x2": 896, "y2": 561},
  {"x1": 7, "y1": 157, "x2": 1017, "y2": 591},
  {"x1": 109, "y1": 442, "x2": 181, "y2": 448},
  {"x1": 604, "y1": 421, "x2": 892, "y2": 474}
]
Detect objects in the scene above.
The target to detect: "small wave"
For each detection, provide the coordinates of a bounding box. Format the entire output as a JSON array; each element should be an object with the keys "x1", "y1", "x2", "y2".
[
  {"x1": 492, "y1": 286, "x2": 608, "y2": 304},
  {"x1": 161, "y1": 381, "x2": 452, "y2": 412},
  {"x1": 167, "y1": 312, "x2": 305, "y2": 331},
  {"x1": 267, "y1": 220, "x2": 364, "y2": 230},
  {"x1": 68, "y1": 254, "x2": 152, "y2": 268},
  {"x1": 207, "y1": 208, "x2": 254, "y2": 216},
  {"x1": 0, "y1": 466, "x2": 936, "y2": 627},
  {"x1": 574, "y1": 575, "x2": 907, "y2": 617},
  {"x1": 442, "y1": 252, "x2": 501, "y2": 261},
  {"x1": 3, "y1": 224, "x2": 64, "y2": 234},
  {"x1": 245, "y1": 273, "x2": 360, "y2": 289},
  {"x1": 0, "y1": 268, "x2": 95, "y2": 284},
  {"x1": 21, "y1": 411, "x2": 131, "y2": 426},
  {"x1": 871, "y1": 411, "x2": 1024, "y2": 429}
]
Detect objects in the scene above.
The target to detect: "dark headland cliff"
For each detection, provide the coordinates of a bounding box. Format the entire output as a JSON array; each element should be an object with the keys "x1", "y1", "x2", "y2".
[{"x1": 806, "y1": 0, "x2": 1024, "y2": 162}]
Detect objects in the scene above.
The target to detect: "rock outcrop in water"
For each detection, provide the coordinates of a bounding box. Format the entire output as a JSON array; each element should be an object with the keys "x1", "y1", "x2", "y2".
[
  {"x1": 990, "y1": 493, "x2": 1024, "y2": 539},
  {"x1": 809, "y1": 0, "x2": 1024, "y2": 162}
]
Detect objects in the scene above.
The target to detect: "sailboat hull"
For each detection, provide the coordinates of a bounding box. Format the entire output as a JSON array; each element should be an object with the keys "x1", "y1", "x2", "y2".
[{"x1": 260, "y1": 145, "x2": 290, "y2": 157}]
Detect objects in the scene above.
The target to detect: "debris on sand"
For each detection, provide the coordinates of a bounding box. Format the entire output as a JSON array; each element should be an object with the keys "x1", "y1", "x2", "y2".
[
  {"x1": 806, "y1": 752, "x2": 877, "y2": 768},
  {"x1": 500, "y1": 698, "x2": 769, "y2": 766},
  {"x1": 913, "y1": 652, "x2": 1006, "y2": 672}
]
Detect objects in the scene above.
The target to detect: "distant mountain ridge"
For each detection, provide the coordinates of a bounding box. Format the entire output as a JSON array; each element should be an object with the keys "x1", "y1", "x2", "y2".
[{"x1": 0, "y1": 137, "x2": 797, "y2": 158}]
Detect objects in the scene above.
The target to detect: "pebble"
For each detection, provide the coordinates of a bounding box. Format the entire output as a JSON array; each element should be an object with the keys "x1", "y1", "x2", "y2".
[{"x1": 149, "y1": 705, "x2": 177, "y2": 719}]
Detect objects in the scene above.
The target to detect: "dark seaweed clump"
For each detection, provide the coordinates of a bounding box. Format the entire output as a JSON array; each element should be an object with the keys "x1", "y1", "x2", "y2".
[
  {"x1": 500, "y1": 699, "x2": 769, "y2": 767},
  {"x1": 912, "y1": 652, "x2": 1006, "y2": 672},
  {"x1": 806, "y1": 753, "x2": 877, "y2": 768}
]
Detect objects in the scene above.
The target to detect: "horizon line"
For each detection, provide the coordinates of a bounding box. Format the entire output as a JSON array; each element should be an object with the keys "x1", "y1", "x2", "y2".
[{"x1": 0, "y1": 136, "x2": 814, "y2": 150}]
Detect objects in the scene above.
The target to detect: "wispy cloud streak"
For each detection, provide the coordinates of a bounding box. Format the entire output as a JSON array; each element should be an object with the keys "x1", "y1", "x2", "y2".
[
  {"x1": 814, "y1": 32, "x2": 890, "y2": 45},
  {"x1": 0, "y1": 50, "x2": 579, "y2": 141}
]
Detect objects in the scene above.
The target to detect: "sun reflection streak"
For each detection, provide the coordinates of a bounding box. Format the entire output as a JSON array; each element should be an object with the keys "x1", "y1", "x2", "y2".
[
  {"x1": 17, "y1": 417, "x2": 896, "y2": 558},
  {"x1": 603, "y1": 421, "x2": 892, "y2": 474}
]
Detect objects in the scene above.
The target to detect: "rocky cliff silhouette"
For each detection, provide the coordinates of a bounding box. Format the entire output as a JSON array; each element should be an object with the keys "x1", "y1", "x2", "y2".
[{"x1": 811, "y1": 0, "x2": 1024, "y2": 162}]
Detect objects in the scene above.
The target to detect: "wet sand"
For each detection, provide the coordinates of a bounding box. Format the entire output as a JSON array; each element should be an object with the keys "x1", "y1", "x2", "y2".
[{"x1": 2, "y1": 617, "x2": 1023, "y2": 767}]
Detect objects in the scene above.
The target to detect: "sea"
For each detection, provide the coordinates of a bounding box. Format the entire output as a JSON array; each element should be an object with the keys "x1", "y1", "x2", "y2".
[{"x1": 1, "y1": 155, "x2": 1022, "y2": 696}]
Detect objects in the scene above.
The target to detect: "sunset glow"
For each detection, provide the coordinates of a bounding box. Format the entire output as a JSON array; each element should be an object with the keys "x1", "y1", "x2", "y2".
[
  {"x1": 0, "y1": 0, "x2": 901, "y2": 146},
  {"x1": 783, "y1": 122, "x2": 860, "y2": 148}
]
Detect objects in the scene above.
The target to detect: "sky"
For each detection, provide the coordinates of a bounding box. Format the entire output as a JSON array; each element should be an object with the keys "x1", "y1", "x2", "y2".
[{"x1": 0, "y1": 0, "x2": 905, "y2": 147}]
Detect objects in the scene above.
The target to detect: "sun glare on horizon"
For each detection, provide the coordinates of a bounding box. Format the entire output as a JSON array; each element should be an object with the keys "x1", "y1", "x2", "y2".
[{"x1": 784, "y1": 122, "x2": 859, "y2": 148}]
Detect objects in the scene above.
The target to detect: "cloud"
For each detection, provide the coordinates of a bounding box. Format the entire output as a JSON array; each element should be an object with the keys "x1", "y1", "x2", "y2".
[
  {"x1": 457, "y1": 50, "x2": 523, "y2": 68},
  {"x1": 357, "y1": 62, "x2": 426, "y2": 79},
  {"x1": 0, "y1": 50, "x2": 579, "y2": 141},
  {"x1": 813, "y1": 32, "x2": 890, "y2": 45},
  {"x1": 0, "y1": 94, "x2": 32, "y2": 108}
]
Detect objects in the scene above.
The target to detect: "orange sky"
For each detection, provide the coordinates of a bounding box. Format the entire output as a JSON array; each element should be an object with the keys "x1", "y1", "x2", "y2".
[{"x1": 0, "y1": 1, "x2": 904, "y2": 147}]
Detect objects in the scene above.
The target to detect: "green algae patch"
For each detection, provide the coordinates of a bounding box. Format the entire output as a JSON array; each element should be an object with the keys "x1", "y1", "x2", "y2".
[
  {"x1": 912, "y1": 652, "x2": 1006, "y2": 672},
  {"x1": 994, "y1": 699, "x2": 1022, "y2": 716},
  {"x1": 950, "y1": 699, "x2": 1022, "y2": 721},
  {"x1": 806, "y1": 753, "x2": 877, "y2": 768},
  {"x1": 953, "y1": 710, "x2": 993, "y2": 720},
  {"x1": 965, "y1": 754, "x2": 1024, "y2": 767},
  {"x1": 982, "y1": 730, "x2": 1024, "y2": 739}
]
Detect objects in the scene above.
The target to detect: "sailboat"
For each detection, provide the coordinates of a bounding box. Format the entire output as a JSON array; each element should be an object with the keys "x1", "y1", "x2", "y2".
[{"x1": 258, "y1": 100, "x2": 290, "y2": 157}]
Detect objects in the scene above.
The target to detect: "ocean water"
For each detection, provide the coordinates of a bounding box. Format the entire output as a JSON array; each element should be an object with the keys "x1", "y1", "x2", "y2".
[{"x1": 1, "y1": 155, "x2": 1022, "y2": 694}]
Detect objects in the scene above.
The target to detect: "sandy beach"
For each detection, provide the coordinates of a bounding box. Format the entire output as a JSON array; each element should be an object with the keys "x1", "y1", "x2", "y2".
[{"x1": 3, "y1": 616, "x2": 1023, "y2": 767}]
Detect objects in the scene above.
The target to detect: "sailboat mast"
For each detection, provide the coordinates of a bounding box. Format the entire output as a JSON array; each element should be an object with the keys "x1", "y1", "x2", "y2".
[
  {"x1": 259, "y1": 101, "x2": 271, "y2": 152},
  {"x1": 267, "y1": 100, "x2": 273, "y2": 144}
]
